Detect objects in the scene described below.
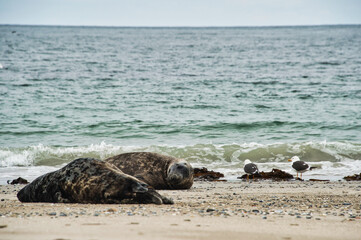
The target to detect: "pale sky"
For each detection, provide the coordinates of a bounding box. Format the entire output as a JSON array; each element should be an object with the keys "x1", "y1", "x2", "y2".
[{"x1": 0, "y1": 0, "x2": 360, "y2": 26}]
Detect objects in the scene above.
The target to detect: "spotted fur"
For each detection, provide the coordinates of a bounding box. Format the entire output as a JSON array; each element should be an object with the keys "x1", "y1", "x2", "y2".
[
  {"x1": 105, "y1": 152, "x2": 194, "y2": 190},
  {"x1": 17, "y1": 158, "x2": 173, "y2": 204}
]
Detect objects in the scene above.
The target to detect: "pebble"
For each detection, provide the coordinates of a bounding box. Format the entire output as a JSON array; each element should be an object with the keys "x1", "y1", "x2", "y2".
[{"x1": 107, "y1": 208, "x2": 116, "y2": 213}]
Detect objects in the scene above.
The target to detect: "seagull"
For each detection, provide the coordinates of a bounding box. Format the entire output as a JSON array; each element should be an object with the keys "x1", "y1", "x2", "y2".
[
  {"x1": 288, "y1": 156, "x2": 309, "y2": 179},
  {"x1": 243, "y1": 159, "x2": 259, "y2": 181}
]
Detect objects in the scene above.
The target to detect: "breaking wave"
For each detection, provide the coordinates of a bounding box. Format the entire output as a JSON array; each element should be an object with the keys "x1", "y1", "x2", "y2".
[{"x1": 1, "y1": 141, "x2": 360, "y2": 167}]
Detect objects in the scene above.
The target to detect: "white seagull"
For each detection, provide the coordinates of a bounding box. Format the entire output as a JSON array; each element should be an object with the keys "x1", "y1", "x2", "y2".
[{"x1": 288, "y1": 156, "x2": 309, "y2": 179}]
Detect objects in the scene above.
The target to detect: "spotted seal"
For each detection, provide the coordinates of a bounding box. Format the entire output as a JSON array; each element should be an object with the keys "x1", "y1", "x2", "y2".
[
  {"x1": 105, "y1": 152, "x2": 194, "y2": 190},
  {"x1": 17, "y1": 158, "x2": 173, "y2": 204}
]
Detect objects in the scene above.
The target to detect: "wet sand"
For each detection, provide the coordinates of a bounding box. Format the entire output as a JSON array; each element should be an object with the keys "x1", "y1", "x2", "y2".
[{"x1": 1, "y1": 181, "x2": 361, "y2": 240}]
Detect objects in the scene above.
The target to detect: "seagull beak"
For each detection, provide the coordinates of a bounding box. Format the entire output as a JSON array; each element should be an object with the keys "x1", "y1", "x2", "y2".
[{"x1": 288, "y1": 159, "x2": 292, "y2": 162}]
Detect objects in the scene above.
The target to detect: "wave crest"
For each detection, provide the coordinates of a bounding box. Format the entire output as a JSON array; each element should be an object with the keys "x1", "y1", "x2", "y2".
[{"x1": 0, "y1": 141, "x2": 360, "y2": 168}]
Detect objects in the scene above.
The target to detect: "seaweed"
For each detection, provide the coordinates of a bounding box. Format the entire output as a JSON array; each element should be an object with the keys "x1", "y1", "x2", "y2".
[
  {"x1": 238, "y1": 168, "x2": 294, "y2": 181},
  {"x1": 7, "y1": 177, "x2": 29, "y2": 185},
  {"x1": 194, "y1": 167, "x2": 225, "y2": 181},
  {"x1": 343, "y1": 173, "x2": 361, "y2": 181}
]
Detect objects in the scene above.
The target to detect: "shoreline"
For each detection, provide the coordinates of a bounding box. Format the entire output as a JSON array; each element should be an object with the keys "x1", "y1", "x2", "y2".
[{"x1": 1, "y1": 181, "x2": 361, "y2": 239}]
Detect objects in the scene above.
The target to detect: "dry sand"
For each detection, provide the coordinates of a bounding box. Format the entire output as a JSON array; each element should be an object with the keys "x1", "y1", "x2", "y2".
[{"x1": 1, "y1": 181, "x2": 361, "y2": 240}]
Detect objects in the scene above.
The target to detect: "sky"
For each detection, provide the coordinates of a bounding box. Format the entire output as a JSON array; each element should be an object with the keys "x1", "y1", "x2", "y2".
[{"x1": 0, "y1": 0, "x2": 360, "y2": 27}]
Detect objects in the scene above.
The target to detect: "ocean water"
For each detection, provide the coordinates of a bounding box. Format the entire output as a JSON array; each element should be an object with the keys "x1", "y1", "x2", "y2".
[{"x1": 0, "y1": 25, "x2": 360, "y2": 184}]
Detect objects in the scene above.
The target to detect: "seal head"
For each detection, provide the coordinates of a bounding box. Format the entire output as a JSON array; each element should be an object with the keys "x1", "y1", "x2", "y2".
[{"x1": 166, "y1": 161, "x2": 193, "y2": 189}]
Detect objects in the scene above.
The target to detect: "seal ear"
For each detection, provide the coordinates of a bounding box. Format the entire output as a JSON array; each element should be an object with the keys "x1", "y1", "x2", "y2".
[{"x1": 131, "y1": 181, "x2": 148, "y2": 193}]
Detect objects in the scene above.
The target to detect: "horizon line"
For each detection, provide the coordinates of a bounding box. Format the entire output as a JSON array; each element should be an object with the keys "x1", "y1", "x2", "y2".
[{"x1": 1, "y1": 23, "x2": 361, "y2": 28}]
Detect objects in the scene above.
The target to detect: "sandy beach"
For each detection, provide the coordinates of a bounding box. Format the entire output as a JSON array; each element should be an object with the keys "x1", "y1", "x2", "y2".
[{"x1": 1, "y1": 181, "x2": 361, "y2": 240}]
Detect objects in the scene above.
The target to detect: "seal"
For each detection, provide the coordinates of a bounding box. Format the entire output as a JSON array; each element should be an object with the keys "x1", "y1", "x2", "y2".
[
  {"x1": 105, "y1": 152, "x2": 194, "y2": 190},
  {"x1": 17, "y1": 158, "x2": 173, "y2": 204}
]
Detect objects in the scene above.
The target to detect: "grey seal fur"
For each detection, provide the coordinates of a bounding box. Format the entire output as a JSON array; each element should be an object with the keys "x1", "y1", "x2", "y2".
[
  {"x1": 105, "y1": 152, "x2": 194, "y2": 190},
  {"x1": 17, "y1": 158, "x2": 173, "y2": 204}
]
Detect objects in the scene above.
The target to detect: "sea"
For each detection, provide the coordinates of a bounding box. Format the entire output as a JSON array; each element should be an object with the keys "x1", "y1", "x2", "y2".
[{"x1": 0, "y1": 25, "x2": 360, "y2": 184}]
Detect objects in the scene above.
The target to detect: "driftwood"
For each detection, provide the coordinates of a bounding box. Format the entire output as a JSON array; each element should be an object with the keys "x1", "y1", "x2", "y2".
[
  {"x1": 238, "y1": 168, "x2": 294, "y2": 181},
  {"x1": 7, "y1": 177, "x2": 29, "y2": 185},
  {"x1": 194, "y1": 167, "x2": 225, "y2": 181},
  {"x1": 343, "y1": 173, "x2": 361, "y2": 181}
]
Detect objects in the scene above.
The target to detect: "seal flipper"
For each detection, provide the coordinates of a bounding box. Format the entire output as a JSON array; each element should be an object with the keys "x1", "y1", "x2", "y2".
[
  {"x1": 160, "y1": 195, "x2": 174, "y2": 204},
  {"x1": 131, "y1": 181, "x2": 148, "y2": 193},
  {"x1": 134, "y1": 188, "x2": 173, "y2": 205},
  {"x1": 135, "y1": 189, "x2": 163, "y2": 205}
]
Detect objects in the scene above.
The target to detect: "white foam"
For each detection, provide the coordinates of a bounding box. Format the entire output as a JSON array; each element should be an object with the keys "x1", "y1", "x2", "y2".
[
  {"x1": 0, "y1": 142, "x2": 146, "y2": 167},
  {"x1": 0, "y1": 148, "x2": 35, "y2": 167}
]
